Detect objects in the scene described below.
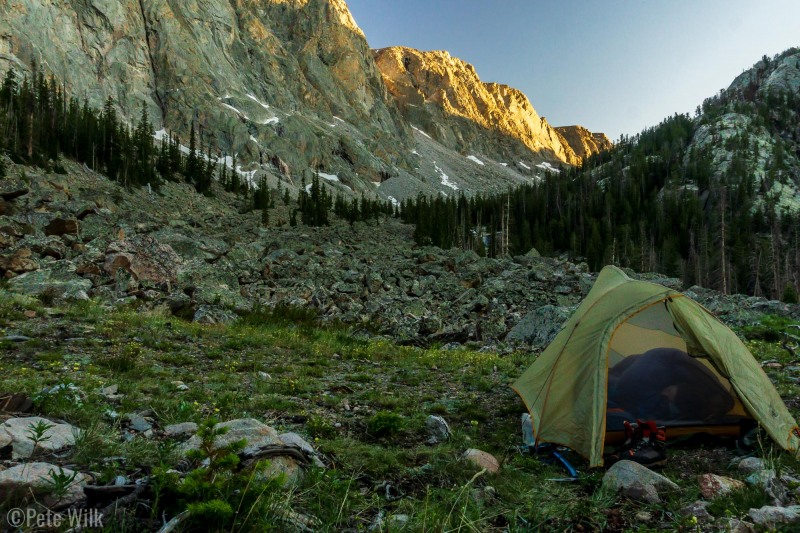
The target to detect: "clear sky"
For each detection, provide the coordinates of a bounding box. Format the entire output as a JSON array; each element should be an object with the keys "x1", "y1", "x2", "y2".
[{"x1": 346, "y1": 0, "x2": 800, "y2": 140}]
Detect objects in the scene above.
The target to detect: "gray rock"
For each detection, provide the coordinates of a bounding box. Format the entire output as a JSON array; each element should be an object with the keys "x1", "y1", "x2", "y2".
[
  {"x1": 680, "y1": 501, "x2": 712, "y2": 523},
  {"x1": 125, "y1": 414, "x2": 153, "y2": 433},
  {"x1": 0, "y1": 462, "x2": 90, "y2": 508},
  {"x1": 506, "y1": 304, "x2": 572, "y2": 347},
  {"x1": 747, "y1": 505, "x2": 800, "y2": 528},
  {"x1": 737, "y1": 457, "x2": 765, "y2": 474},
  {"x1": 2, "y1": 335, "x2": 32, "y2": 342},
  {"x1": 279, "y1": 432, "x2": 325, "y2": 468},
  {"x1": 602, "y1": 460, "x2": 679, "y2": 504},
  {"x1": 164, "y1": 422, "x2": 198, "y2": 439},
  {"x1": 0, "y1": 417, "x2": 81, "y2": 459},
  {"x1": 180, "y1": 418, "x2": 280, "y2": 455},
  {"x1": 425, "y1": 415, "x2": 452, "y2": 444},
  {"x1": 745, "y1": 469, "x2": 787, "y2": 505},
  {"x1": 8, "y1": 266, "x2": 93, "y2": 301}
]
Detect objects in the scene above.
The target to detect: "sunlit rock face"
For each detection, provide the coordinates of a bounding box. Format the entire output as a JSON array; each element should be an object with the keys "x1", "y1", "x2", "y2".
[
  {"x1": 555, "y1": 126, "x2": 613, "y2": 161},
  {"x1": 374, "y1": 46, "x2": 608, "y2": 167}
]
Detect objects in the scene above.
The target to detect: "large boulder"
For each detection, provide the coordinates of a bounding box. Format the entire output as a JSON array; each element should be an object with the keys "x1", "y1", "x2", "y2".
[
  {"x1": 8, "y1": 264, "x2": 92, "y2": 301},
  {"x1": 44, "y1": 217, "x2": 79, "y2": 237},
  {"x1": 0, "y1": 417, "x2": 81, "y2": 459},
  {"x1": 180, "y1": 418, "x2": 281, "y2": 455},
  {"x1": 0, "y1": 248, "x2": 39, "y2": 276},
  {"x1": 104, "y1": 235, "x2": 181, "y2": 285}
]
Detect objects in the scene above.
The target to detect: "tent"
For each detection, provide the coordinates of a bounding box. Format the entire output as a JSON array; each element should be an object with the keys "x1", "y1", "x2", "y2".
[{"x1": 512, "y1": 265, "x2": 800, "y2": 467}]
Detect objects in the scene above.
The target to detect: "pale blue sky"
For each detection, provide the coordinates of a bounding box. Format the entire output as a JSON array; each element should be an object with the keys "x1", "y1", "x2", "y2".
[{"x1": 347, "y1": 0, "x2": 800, "y2": 140}]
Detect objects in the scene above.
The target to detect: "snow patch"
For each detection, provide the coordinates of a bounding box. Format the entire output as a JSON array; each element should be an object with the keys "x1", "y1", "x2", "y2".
[
  {"x1": 434, "y1": 162, "x2": 459, "y2": 191},
  {"x1": 153, "y1": 129, "x2": 259, "y2": 186},
  {"x1": 411, "y1": 149, "x2": 419, "y2": 155},
  {"x1": 317, "y1": 172, "x2": 340, "y2": 182},
  {"x1": 387, "y1": 196, "x2": 400, "y2": 208},
  {"x1": 249, "y1": 135, "x2": 260, "y2": 145},
  {"x1": 246, "y1": 93, "x2": 270, "y2": 110},
  {"x1": 261, "y1": 117, "x2": 280, "y2": 125},
  {"x1": 536, "y1": 162, "x2": 561, "y2": 173},
  {"x1": 411, "y1": 126, "x2": 432, "y2": 140},
  {"x1": 499, "y1": 163, "x2": 508, "y2": 167},
  {"x1": 221, "y1": 102, "x2": 249, "y2": 120},
  {"x1": 467, "y1": 155, "x2": 485, "y2": 166},
  {"x1": 519, "y1": 162, "x2": 531, "y2": 170}
]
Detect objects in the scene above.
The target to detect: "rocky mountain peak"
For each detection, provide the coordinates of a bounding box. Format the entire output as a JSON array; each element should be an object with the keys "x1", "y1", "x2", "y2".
[
  {"x1": 374, "y1": 46, "x2": 585, "y2": 166},
  {"x1": 555, "y1": 126, "x2": 613, "y2": 161},
  {"x1": 728, "y1": 48, "x2": 800, "y2": 99}
]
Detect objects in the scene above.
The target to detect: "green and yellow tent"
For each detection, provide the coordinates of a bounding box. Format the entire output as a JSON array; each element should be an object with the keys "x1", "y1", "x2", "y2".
[{"x1": 512, "y1": 266, "x2": 800, "y2": 467}]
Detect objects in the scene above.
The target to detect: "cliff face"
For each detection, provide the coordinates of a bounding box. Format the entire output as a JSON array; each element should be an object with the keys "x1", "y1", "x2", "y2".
[
  {"x1": 374, "y1": 46, "x2": 609, "y2": 166},
  {"x1": 0, "y1": 2, "x2": 610, "y2": 198},
  {"x1": 0, "y1": 0, "x2": 412, "y2": 187},
  {"x1": 555, "y1": 126, "x2": 613, "y2": 161}
]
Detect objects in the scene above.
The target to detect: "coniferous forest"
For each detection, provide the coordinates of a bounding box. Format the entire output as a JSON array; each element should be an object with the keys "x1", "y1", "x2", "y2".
[{"x1": 401, "y1": 81, "x2": 800, "y2": 301}]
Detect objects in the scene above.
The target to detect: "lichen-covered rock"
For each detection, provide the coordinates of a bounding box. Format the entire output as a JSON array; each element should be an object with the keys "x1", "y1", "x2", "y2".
[
  {"x1": 505, "y1": 304, "x2": 572, "y2": 347},
  {"x1": 698, "y1": 473, "x2": 744, "y2": 499},
  {"x1": 104, "y1": 235, "x2": 181, "y2": 284},
  {"x1": 8, "y1": 264, "x2": 92, "y2": 301}
]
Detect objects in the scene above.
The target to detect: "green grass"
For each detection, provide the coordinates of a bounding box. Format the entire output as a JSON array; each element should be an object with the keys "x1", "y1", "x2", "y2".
[{"x1": 1, "y1": 294, "x2": 799, "y2": 531}]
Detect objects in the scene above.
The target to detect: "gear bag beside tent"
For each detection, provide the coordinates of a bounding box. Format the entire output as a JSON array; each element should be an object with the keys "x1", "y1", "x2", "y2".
[{"x1": 512, "y1": 265, "x2": 800, "y2": 467}]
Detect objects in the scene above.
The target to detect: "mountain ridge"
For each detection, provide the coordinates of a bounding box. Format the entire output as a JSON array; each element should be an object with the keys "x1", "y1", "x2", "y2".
[
  {"x1": 0, "y1": 0, "x2": 608, "y2": 199},
  {"x1": 373, "y1": 46, "x2": 610, "y2": 167}
]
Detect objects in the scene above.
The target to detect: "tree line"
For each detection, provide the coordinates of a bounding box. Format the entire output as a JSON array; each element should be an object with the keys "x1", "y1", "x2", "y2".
[{"x1": 402, "y1": 104, "x2": 800, "y2": 301}]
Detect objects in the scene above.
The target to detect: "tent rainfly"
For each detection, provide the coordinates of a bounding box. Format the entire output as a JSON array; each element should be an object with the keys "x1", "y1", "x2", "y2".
[{"x1": 512, "y1": 266, "x2": 800, "y2": 467}]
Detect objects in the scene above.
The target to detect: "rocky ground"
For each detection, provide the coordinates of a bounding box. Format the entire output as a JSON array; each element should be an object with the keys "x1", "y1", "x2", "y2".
[
  {"x1": 2, "y1": 161, "x2": 800, "y2": 531},
  {"x1": 1, "y1": 160, "x2": 797, "y2": 353}
]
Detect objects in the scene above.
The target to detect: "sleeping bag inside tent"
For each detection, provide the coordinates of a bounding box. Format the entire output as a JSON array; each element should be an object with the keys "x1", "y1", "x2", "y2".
[{"x1": 511, "y1": 265, "x2": 800, "y2": 467}]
